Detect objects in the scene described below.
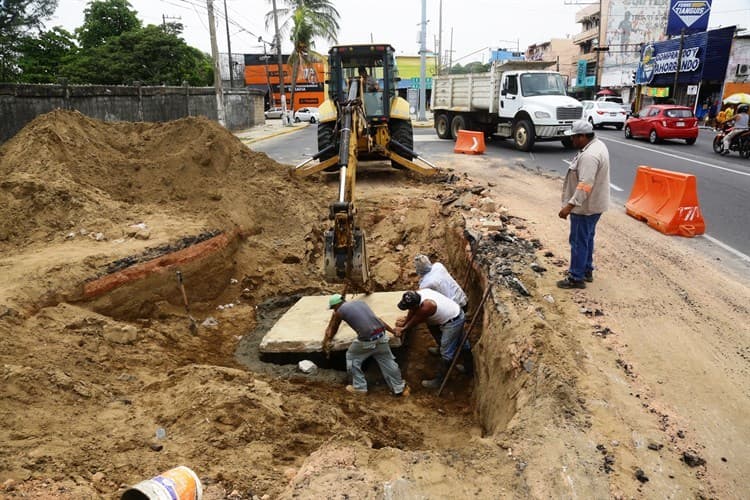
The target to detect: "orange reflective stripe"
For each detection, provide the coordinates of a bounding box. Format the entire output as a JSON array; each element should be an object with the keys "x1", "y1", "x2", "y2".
[{"x1": 576, "y1": 182, "x2": 593, "y2": 193}]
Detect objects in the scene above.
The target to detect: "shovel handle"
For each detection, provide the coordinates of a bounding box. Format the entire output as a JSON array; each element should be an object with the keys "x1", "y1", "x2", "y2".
[{"x1": 176, "y1": 271, "x2": 190, "y2": 311}]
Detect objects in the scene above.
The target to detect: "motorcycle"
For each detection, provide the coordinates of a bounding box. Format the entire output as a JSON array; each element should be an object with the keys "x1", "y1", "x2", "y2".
[{"x1": 713, "y1": 122, "x2": 750, "y2": 158}]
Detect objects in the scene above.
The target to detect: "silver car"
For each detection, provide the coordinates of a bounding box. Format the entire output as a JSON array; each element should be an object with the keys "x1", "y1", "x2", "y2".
[{"x1": 264, "y1": 107, "x2": 283, "y2": 119}]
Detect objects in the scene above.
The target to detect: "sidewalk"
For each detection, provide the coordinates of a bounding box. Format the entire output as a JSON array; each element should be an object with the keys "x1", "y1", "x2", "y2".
[{"x1": 235, "y1": 113, "x2": 434, "y2": 144}]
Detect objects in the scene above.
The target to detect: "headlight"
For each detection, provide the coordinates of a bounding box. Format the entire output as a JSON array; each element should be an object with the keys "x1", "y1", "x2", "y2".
[{"x1": 534, "y1": 111, "x2": 551, "y2": 119}]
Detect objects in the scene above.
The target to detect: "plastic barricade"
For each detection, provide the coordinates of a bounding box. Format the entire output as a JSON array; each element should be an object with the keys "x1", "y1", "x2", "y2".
[
  {"x1": 625, "y1": 166, "x2": 705, "y2": 237},
  {"x1": 454, "y1": 130, "x2": 486, "y2": 155}
]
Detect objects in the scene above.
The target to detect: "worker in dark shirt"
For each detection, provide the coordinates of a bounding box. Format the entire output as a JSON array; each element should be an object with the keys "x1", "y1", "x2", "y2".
[{"x1": 324, "y1": 294, "x2": 409, "y2": 396}]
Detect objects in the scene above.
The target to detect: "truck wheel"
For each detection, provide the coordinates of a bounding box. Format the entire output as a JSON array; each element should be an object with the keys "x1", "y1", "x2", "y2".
[
  {"x1": 435, "y1": 113, "x2": 452, "y2": 139},
  {"x1": 513, "y1": 119, "x2": 534, "y2": 151},
  {"x1": 389, "y1": 119, "x2": 413, "y2": 169},
  {"x1": 450, "y1": 115, "x2": 466, "y2": 140},
  {"x1": 317, "y1": 121, "x2": 339, "y2": 171}
]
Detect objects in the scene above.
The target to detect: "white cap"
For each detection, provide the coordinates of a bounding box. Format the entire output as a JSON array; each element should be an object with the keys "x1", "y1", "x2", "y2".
[{"x1": 564, "y1": 120, "x2": 594, "y2": 136}]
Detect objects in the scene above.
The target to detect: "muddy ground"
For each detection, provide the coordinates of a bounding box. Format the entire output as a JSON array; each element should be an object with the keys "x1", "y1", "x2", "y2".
[{"x1": 0, "y1": 111, "x2": 748, "y2": 499}]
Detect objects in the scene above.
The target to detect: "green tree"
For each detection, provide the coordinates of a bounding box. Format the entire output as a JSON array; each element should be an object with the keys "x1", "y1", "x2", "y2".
[
  {"x1": 0, "y1": 0, "x2": 58, "y2": 80},
  {"x1": 61, "y1": 24, "x2": 212, "y2": 86},
  {"x1": 265, "y1": 0, "x2": 339, "y2": 110},
  {"x1": 76, "y1": 0, "x2": 140, "y2": 49},
  {"x1": 16, "y1": 27, "x2": 76, "y2": 83}
]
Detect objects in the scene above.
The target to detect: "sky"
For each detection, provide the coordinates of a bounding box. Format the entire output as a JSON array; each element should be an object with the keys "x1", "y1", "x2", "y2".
[{"x1": 49, "y1": 0, "x2": 750, "y2": 63}]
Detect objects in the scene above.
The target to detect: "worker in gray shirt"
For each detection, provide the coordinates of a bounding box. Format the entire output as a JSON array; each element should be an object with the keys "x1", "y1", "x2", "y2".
[
  {"x1": 324, "y1": 294, "x2": 409, "y2": 396},
  {"x1": 558, "y1": 120, "x2": 610, "y2": 289}
]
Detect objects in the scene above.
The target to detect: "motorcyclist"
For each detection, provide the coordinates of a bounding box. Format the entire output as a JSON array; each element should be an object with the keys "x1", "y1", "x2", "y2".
[{"x1": 721, "y1": 104, "x2": 749, "y2": 155}]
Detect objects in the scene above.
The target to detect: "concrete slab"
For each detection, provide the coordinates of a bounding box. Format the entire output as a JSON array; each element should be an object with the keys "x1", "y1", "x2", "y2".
[{"x1": 259, "y1": 291, "x2": 406, "y2": 353}]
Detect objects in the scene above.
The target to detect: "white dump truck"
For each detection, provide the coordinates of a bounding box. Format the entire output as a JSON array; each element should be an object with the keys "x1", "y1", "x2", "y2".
[{"x1": 431, "y1": 61, "x2": 583, "y2": 151}]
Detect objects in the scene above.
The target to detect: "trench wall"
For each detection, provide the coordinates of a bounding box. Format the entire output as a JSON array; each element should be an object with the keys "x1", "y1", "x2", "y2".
[{"x1": 0, "y1": 83, "x2": 265, "y2": 144}]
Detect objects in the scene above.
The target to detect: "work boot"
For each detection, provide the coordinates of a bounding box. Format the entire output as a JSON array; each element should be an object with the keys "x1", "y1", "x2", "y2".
[
  {"x1": 427, "y1": 346, "x2": 440, "y2": 356},
  {"x1": 584, "y1": 271, "x2": 594, "y2": 283},
  {"x1": 393, "y1": 385, "x2": 411, "y2": 398},
  {"x1": 345, "y1": 385, "x2": 367, "y2": 395},
  {"x1": 460, "y1": 348, "x2": 475, "y2": 376},
  {"x1": 557, "y1": 276, "x2": 586, "y2": 289},
  {"x1": 421, "y1": 360, "x2": 450, "y2": 390}
]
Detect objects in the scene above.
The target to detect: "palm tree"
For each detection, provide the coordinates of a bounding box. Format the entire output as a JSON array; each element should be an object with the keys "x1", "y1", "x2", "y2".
[{"x1": 265, "y1": 0, "x2": 340, "y2": 113}]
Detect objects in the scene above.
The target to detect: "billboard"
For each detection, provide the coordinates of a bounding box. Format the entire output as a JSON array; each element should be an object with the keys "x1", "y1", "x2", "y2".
[
  {"x1": 601, "y1": 0, "x2": 669, "y2": 87},
  {"x1": 243, "y1": 54, "x2": 325, "y2": 109},
  {"x1": 666, "y1": 0, "x2": 712, "y2": 36}
]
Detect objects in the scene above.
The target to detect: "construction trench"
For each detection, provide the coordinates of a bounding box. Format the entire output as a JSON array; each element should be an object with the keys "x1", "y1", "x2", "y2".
[{"x1": 0, "y1": 110, "x2": 615, "y2": 498}]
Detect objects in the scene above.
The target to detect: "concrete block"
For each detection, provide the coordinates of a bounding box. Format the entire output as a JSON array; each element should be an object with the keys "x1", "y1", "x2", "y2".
[{"x1": 259, "y1": 291, "x2": 406, "y2": 353}]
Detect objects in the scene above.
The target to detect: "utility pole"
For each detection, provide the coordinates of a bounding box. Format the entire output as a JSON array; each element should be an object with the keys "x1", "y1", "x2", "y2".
[
  {"x1": 447, "y1": 27, "x2": 454, "y2": 73},
  {"x1": 223, "y1": 0, "x2": 233, "y2": 88},
  {"x1": 206, "y1": 0, "x2": 226, "y2": 126},
  {"x1": 418, "y1": 0, "x2": 427, "y2": 121},
  {"x1": 438, "y1": 0, "x2": 443, "y2": 75},
  {"x1": 260, "y1": 38, "x2": 274, "y2": 106},
  {"x1": 672, "y1": 28, "x2": 685, "y2": 104},
  {"x1": 271, "y1": 0, "x2": 289, "y2": 125}
]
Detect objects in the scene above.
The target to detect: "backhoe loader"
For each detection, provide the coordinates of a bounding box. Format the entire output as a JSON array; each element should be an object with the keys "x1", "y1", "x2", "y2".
[{"x1": 294, "y1": 44, "x2": 439, "y2": 288}]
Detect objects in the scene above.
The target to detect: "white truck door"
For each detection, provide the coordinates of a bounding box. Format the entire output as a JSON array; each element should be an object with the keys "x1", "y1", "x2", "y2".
[{"x1": 500, "y1": 74, "x2": 521, "y2": 118}]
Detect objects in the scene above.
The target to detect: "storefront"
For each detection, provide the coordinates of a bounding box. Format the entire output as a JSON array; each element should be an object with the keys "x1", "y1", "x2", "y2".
[{"x1": 636, "y1": 26, "x2": 735, "y2": 113}]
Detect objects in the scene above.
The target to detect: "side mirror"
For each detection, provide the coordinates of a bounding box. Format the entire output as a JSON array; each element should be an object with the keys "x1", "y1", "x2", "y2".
[{"x1": 501, "y1": 89, "x2": 507, "y2": 96}]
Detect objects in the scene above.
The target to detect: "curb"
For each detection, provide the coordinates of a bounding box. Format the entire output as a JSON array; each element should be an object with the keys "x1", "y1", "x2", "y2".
[{"x1": 239, "y1": 122, "x2": 309, "y2": 144}]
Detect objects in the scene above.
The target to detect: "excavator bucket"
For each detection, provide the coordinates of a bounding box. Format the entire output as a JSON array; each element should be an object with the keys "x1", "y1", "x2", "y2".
[{"x1": 323, "y1": 229, "x2": 369, "y2": 285}]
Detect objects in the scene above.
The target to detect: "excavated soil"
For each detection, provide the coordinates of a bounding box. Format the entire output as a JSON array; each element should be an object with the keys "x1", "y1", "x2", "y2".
[{"x1": 1, "y1": 110, "x2": 748, "y2": 499}]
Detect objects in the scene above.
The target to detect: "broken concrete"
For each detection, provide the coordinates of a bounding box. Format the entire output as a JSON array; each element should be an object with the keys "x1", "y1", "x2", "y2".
[{"x1": 259, "y1": 292, "x2": 406, "y2": 353}]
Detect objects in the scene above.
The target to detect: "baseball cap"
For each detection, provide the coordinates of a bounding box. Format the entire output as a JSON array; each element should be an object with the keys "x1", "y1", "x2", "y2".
[
  {"x1": 328, "y1": 293, "x2": 344, "y2": 309},
  {"x1": 564, "y1": 120, "x2": 594, "y2": 136},
  {"x1": 397, "y1": 291, "x2": 421, "y2": 310},
  {"x1": 414, "y1": 254, "x2": 432, "y2": 276}
]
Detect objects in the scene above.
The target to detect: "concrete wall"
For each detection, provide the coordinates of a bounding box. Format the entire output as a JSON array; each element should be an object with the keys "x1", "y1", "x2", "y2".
[{"x1": 0, "y1": 83, "x2": 265, "y2": 144}]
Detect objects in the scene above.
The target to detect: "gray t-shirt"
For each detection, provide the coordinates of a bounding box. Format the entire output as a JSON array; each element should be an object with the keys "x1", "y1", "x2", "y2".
[
  {"x1": 734, "y1": 112, "x2": 749, "y2": 130},
  {"x1": 338, "y1": 301, "x2": 385, "y2": 341}
]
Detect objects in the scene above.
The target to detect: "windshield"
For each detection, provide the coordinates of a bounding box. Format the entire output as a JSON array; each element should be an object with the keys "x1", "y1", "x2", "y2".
[
  {"x1": 598, "y1": 102, "x2": 622, "y2": 109},
  {"x1": 520, "y1": 73, "x2": 566, "y2": 97}
]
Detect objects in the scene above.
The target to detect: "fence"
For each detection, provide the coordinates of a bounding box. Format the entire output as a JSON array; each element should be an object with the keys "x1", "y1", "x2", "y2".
[{"x1": 0, "y1": 82, "x2": 265, "y2": 144}]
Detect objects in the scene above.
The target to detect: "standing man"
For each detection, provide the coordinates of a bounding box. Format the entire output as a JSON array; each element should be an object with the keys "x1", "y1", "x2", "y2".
[
  {"x1": 558, "y1": 120, "x2": 610, "y2": 289},
  {"x1": 324, "y1": 294, "x2": 409, "y2": 396},
  {"x1": 358, "y1": 65, "x2": 380, "y2": 92},
  {"x1": 394, "y1": 290, "x2": 466, "y2": 389}
]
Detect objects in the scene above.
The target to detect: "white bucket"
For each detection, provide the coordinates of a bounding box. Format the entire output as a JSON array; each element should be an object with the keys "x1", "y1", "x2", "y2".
[{"x1": 121, "y1": 465, "x2": 203, "y2": 500}]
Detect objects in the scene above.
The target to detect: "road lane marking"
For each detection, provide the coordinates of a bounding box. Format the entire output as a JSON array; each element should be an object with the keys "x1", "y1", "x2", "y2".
[
  {"x1": 702, "y1": 234, "x2": 750, "y2": 263},
  {"x1": 599, "y1": 136, "x2": 750, "y2": 177},
  {"x1": 562, "y1": 159, "x2": 624, "y2": 191}
]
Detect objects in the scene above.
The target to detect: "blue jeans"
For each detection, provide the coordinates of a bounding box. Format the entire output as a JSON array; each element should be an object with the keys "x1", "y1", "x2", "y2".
[
  {"x1": 568, "y1": 213, "x2": 601, "y2": 281},
  {"x1": 435, "y1": 310, "x2": 466, "y2": 363},
  {"x1": 346, "y1": 336, "x2": 406, "y2": 394}
]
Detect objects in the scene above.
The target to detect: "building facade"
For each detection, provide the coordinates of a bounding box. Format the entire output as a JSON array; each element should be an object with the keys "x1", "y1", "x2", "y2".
[{"x1": 525, "y1": 38, "x2": 578, "y2": 89}]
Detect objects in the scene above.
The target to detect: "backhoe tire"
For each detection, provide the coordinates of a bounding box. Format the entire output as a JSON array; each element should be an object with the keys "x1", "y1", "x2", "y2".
[
  {"x1": 450, "y1": 115, "x2": 467, "y2": 140},
  {"x1": 513, "y1": 119, "x2": 534, "y2": 152},
  {"x1": 317, "y1": 121, "x2": 339, "y2": 172},
  {"x1": 435, "y1": 113, "x2": 452, "y2": 139},
  {"x1": 389, "y1": 119, "x2": 413, "y2": 169}
]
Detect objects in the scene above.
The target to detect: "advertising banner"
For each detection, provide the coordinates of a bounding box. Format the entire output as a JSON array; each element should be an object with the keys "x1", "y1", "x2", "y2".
[
  {"x1": 666, "y1": 0, "x2": 712, "y2": 36},
  {"x1": 577, "y1": 60, "x2": 587, "y2": 87},
  {"x1": 601, "y1": 0, "x2": 669, "y2": 88}
]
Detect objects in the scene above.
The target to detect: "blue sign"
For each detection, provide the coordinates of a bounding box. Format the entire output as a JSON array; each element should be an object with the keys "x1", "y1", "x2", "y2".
[
  {"x1": 584, "y1": 76, "x2": 596, "y2": 87},
  {"x1": 576, "y1": 60, "x2": 587, "y2": 87},
  {"x1": 666, "y1": 0, "x2": 712, "y2": 36}
]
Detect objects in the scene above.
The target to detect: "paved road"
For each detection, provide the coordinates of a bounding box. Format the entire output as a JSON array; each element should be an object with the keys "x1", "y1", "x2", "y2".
[{"x1": 250, "y1": 124, "x2": 750, "y2": 264}]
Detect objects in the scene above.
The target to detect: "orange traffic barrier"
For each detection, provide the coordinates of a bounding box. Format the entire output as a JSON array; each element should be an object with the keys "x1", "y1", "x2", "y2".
[
  {"x1": 625, "y1": 166, "x2": 705, "y2": 237},
  {"x1": 454, "y1": 130, "x2": 486, "y2": 155}
]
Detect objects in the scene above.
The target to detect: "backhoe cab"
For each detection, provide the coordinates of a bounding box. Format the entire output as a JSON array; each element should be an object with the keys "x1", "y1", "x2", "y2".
[{"x1": 293, "y1": 44, "x2": 439, "y2": 287}]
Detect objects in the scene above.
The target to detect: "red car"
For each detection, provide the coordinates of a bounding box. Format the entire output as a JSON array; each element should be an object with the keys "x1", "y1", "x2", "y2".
[{"x1": 624, "y1": 105, "x2": 698, "y2": 145}]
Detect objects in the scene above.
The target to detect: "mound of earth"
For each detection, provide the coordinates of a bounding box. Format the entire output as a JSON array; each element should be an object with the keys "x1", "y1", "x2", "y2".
[{"x1": 1, "y1": 110, "x2": 748, "y2": 500}]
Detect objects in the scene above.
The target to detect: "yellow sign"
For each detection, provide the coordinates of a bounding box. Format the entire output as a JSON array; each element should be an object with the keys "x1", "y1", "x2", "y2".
[{"x1": 641, "y1": 86, "x2": 670, "y2": 97}]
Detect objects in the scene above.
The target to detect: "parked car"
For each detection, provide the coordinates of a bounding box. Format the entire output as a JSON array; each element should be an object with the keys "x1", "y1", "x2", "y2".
[
  {"x1": 624, "y1": 105, "x2": 698, "y2": 145},
  {"x1": 264, "y1": 107, "x2": 283, "y2": 119},
  {"x1": 583, "y1": 101, "x2": 627, "y2": 129},
  {"x1": 293, "y1": 107, "x2": 319, "y2": 123},
  {"x1": 597, "y1": 95, "x2": 630, "y2": 114}
]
